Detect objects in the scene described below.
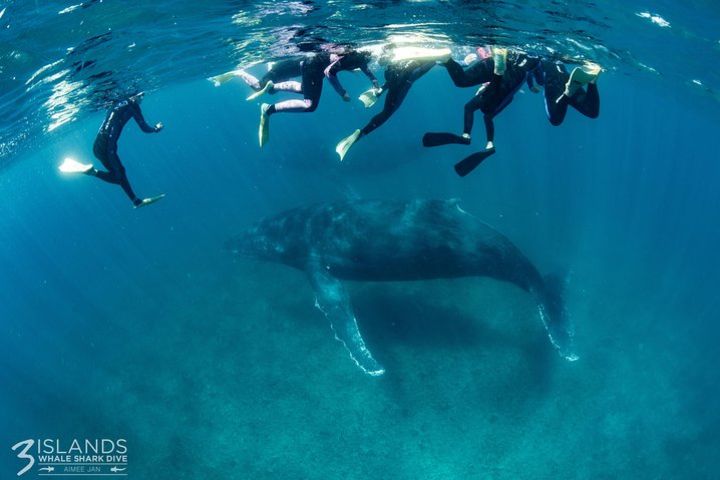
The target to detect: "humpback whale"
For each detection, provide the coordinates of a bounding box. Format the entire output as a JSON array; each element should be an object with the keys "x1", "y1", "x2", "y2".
[{"x1": 226, "y1": 199, "x2": 577, "y2": 376}]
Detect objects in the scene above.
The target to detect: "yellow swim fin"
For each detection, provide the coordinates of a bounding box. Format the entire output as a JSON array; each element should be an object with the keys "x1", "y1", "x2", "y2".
[{"x1": 358, "y1": 87, "x2": 383, "y2": 108}]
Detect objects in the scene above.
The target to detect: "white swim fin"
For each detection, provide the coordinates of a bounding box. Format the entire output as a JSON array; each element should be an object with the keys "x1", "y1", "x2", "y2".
[
  {"x1": 259, "y1": 103, "x2": 271, "y2": 148},
  {"x1": 336, "y1": 129, "x2": 361, "y2": 161},
  {"x1": 133, "y1": 194, "x2": 166, "y2": 209},
  {"x1": 208, "y1": 70, "x2": 240, "y2": 87},
  {"x1": 564, "y1": 62, "x2": 602, "y2": 96},
  {"x1": 358, "y1": 87, "x2": 383, "y2": 108},
  {"x1": 246, "y1": 80, "x2": 274, "y2": 101},
  {"x1": 59, "y1": 157, "x2": 93, "y2": 174}
]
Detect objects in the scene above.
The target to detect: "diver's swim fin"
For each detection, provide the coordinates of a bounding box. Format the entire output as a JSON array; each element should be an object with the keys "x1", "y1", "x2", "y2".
[
  {"x1": 133, "y1": 194, "x2": 166, "y2": 209},
  {"x1": 208, "y1": 70, "x2": 240, "y2": 87},
  {"x1": 259, "y1": 103, "x2": 270, "y2": 147},
  {"x1": 564, "y1": 63, "x2": 602, "y2": 96},
  {"x1": 336, "y1": 129, "x2": 361, "y2": 161},
  {"x1": 358, "y1": 87, "x2": 383, "y2": 108},
  {"x1": 246, "y1": 81, "x2": 274, "y2": 101},
  {"x1": 492, "y1": 47, "x2": 508, "y2": 76},
  {"x1": 454, "y1": 148, "x2": 496, "y2": 177},
  {"x1": 422, "y1": 132, "x2": 471, "y2": 147},
  {"x1": 59, "y1": 157, "x2": 93, "y2": 174}
]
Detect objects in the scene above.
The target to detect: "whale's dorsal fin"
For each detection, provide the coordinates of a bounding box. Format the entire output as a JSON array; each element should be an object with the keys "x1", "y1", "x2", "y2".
[{"x1": 307, "y1": 262, "x2": 385, "y2": 376}]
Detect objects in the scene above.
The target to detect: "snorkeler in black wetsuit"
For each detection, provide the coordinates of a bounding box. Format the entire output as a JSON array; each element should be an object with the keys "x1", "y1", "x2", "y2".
[
  {"x1": 423, "y1": 49, "x2": 543, "y2": 176},
  {"x1": 541, "y1": 60, "x2": 601, "y2": 126},
  {"x1": 325, "y1": 50, "x2": 380, "y2": 101},
  {"x1": 335, "y1": 50, "x2": 447, "y2": 161},
  {"x1": 213, "y1": 50, "x2": 378, "y2": 102},
  {"x1": 58, "y1": 92, "x2": 164, "y2": 208},
  {"x1": 442, "y1": 50, "x2": 496, "y2": 88},
  {"x1": 255, "y1": 51, "x2": 378, "y2": 147}
]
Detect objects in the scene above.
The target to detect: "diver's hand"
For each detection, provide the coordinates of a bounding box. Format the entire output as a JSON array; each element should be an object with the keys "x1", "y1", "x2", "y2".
[
  {"x1": 530, "y1": 85, "x2": 541, "y2": 93},
  {"x1": 154, "y1": 122, "x2": 164, "y2": 132},
  {"x1": 342, "y1": 93, "x2": 351, "y2": 102}
]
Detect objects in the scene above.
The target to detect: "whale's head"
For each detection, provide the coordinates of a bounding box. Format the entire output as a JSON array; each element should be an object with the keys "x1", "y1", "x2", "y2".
[
  {"x1": 225, "y1": 218, "x2": 300, "y2": 266},
  {"x1": 225, "y1": 225, "x2": 274, "y2": 261}
]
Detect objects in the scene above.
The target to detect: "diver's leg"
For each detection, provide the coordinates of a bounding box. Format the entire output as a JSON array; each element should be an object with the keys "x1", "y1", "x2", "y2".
[
  {"x1": 236, "y1": 70, "x2": 262, "y2": 90},
  {"x1": 542, "y1": 63, "x2": 571, "y2": 125},
  {"x1": 105, "y1": 149, "x2": 140, "y2": 203},
  {"x1": 259, "y1": 71, "x2": 322, "y2": 147},
  {"x1": 361, "y1": 80, "x2": 409, "y2": 136},
  {"x1": 116, "y1": 167, "x2": 141, "y2": 205},
  {"x1": 265, "y1": 66, "x2": 322, "y2": 113},
  {"x1": 336, "y1": 78, "x2": 411, "y2": 161},
  {"x1": 89, "y1": 138, "x2": 122, "y2": 185},
  {"x1": 270, "y1": 80, "x2": 303, "y2": 93},
  {"x1": 483, "y1": 114, "x2": 495, "y2": 148},
  {"x1": 569, "y1": 83, "x2": 600, "y2": 119},
  {"x1": 546, "y1": 93, "x2": 570, "y2": 126},
  {"x1": 462, "y1": 94, "x2": 483, "y2": 139},
  {"x1": 444, "y1": 58, "x2": 494, "y2": 87},
  {"x1": 89, "y1": 153, "x2": 141, "y2": 204},
  {"x1": 262, "y1": 60, "x2": 302, "y2": 84}
]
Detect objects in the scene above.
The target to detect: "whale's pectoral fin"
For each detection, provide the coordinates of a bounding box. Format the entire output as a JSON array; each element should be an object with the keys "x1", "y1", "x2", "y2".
[
  {"x1": 307, "y1": 266, "x2": 385, "y2": 376},
  {"x1": 538, "y1": 274, "x2": 578, "y2": 361}
]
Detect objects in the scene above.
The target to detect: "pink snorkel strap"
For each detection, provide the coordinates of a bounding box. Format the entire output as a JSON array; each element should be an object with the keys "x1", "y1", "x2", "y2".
[{"x1": 324, "y1": 55, "x2": 344, "y2": 77}]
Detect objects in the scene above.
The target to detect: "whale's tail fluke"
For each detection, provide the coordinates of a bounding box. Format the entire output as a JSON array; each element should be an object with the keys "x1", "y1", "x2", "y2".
[{"x1": 538, "y1": 274, "x2": 578, "y2": 361}]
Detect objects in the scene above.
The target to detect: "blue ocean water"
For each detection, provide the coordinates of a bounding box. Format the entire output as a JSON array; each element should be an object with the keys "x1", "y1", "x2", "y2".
[{"x1": 2, "y1": 1, "x2": 720, "y2": 479}]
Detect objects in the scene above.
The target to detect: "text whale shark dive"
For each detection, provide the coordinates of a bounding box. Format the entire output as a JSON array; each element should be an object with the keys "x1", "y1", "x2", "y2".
[{"x1": 226, "y1": 199, "x2": 577, "y2": 376}]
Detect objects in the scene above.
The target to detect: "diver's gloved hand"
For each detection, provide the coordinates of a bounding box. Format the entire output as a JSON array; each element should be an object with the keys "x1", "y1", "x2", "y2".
[
  {"x1": 342, "y1": 93, "x2": 351, "y2": 102},
  {"x1": 154, "y1": 122, "x2": 164, "y2": 132},
  {"x1": 530, "y1": 85, "x2": 541, "y2": 93}
]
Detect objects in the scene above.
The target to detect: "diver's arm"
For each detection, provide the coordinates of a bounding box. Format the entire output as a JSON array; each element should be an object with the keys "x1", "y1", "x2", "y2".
[
  {"x1": 132, "y1": 104, "x2": 162, "y2": 133},
  {"x1": 360, "y1": 64, "x2": 380, "y2": 89},
  {"x1": 327, "y1": 72, "x2": 350, "y2": 100}
]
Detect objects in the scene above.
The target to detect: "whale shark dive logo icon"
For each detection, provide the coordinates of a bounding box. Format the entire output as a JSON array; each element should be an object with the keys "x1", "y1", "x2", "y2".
[
  {"x1": 11, "y1": 438, "x2": 129, "y2": 476},
  {"x1": 11, "y1": 439, "x2": 35, "y2": 476}
]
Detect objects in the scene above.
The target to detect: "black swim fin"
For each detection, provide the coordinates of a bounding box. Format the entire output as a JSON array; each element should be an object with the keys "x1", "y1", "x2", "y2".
[
  {"x1": 422, "y1": 132, "x2": 470, "y2": 147},
  {"x1": 454, "y1": 148, "x2": 496, "y2": 177}
]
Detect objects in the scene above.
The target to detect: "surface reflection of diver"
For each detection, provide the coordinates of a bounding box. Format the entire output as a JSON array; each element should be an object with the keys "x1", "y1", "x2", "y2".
[
  {"x1": 59, "y1": 92, "x2": 165, "y2": 208},
  {"x1": 335, "y1": 45, "x2": 451, "y2": 161}
]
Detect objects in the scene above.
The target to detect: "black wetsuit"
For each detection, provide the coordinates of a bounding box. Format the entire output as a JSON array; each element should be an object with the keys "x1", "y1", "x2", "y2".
[
  {"x1": 258, "y1": 58, "x2": 304, "y2": 88},
  {"x1": 326, "y1": 51, "x2": 379, "y2": 98},
  {"x1": 266, "y1": 53, "x2": 331, "y2": 114},
  {"x1": 91, "y1": 98, "x2": 159, "y2": 204},
  {"x1": 464, "y1": 53, "x2": 542, "y2": 143},
  {"x1": 541, "y1": 61, "x2": 600, "y2": 125},
  {"x1": 443, "y1": 57, "x2": 495, "y2": 88},
  {"x1": 360, "y1": 59, "x2": 436, "y2": 137},
  {"x1": 267, "y1": 51, "x2": 379, "y2": 116}
]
